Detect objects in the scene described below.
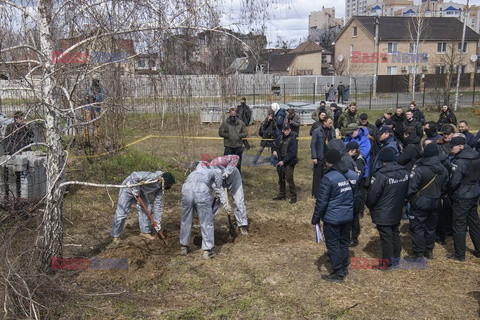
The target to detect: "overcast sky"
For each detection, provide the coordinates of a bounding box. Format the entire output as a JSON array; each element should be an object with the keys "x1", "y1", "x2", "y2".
[{"x1": 233, "y1": 0, "x2": 473, "y2": 48}]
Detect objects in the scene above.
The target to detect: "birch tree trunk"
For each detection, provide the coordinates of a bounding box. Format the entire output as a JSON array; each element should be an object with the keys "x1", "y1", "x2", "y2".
[{"x1": 37, "y1": 0, "x2": 65, "y2": 272}]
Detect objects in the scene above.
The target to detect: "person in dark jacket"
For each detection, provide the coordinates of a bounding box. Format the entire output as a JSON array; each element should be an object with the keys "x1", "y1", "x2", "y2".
[
  {"x1": 423, "y1": 121, "x2": 441, "y2": 144},
  {"x1": 329, "y1": 103, "x2": 343, "y2": 131},
  {"x1": 253, "y1": 110, "x2": 277, "y2": 165},
  {"x1": 366, "y1": 147, "x2": 409, "y2": 270},
  {"x1": 446, "y1": 136, "x2": 480, "y2": 261},
  {"x1": 398, "y1": 126, "x2": 422, "y2": 172},
  {"x1": 218, "y1": 108, "x2": 248, "y2": 173},
  {"x1": 284, "y1": 107, "x2": 301, "y2": 136},
  {"x1": 403, "y1": 110, "x2": 423, "y2": 140},
  {"x1": 406, "y1": 143, "x2": 448, "y2": 260},
  {"x1": 328, "y1": 138, "x2": 358, "y2": 172},
  {"x1": 375, "y1": 109, "x2": 393, "y2": 129},
  {"x1": 458, "y1": 120, "x2": 476, "y2": 148},
  {"x1": 236, "y1": 97, "x2": 252, "y2": 126},
  {"x1": 271, "y1": 102, "x2": 286, "y2": 136},
  {"x1": 391, "y1": 107, "x2": 406, "y2": 141},
  {"x1": 311, "y1": 117, "x2": 335, "y2": 196},
  {"x1": 437, "y1": 104, "x2": 457, "y2": 128},
  {"x1": 475, "y1": 130, "x2": 480, "y2": 155},
  {"x1": 337, "y1": 82, "x2": 346, "y2": 103},
  {"x1": 436, "y1": 124, "x2": 455, "y2": 156},
  {"x1": 4, "y1": 111, "x2": 34, "y2": 155},
  {"x1": 272, "y1": 124, "x2": 298, "y2": 204},
  {"x1": 346, "y1": 141, "x2": 365, "y2": 246},
  {"x1": 311, "y1": 149, "x2": 358, "y2": 282},
  {"x1": 358, "y1": 113, "x2": 377, "y2": 137},
  {"x1": 237, "y1": 97, "x2": 252, "y2": 150},
  {"x1": 310, "y1": 111, "x2": 327, "y2": 136},
  {"x1": 408, "y1": 101, "x2": 425, "y2": 125},
  {"x1": 373, "y1": 126, "x2": 398, "y2": 172},
  {"x1": 435, "y1": 125, "x2": 456, "y2": 244},
  {"x1": 344, "y1": 124, "x2": 372, "y2": 179}
]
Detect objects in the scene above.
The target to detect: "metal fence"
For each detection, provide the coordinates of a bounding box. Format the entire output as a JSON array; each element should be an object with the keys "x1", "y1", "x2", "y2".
[{"x1": 1, "y1": 74, "x2": 478, "y2": 116}]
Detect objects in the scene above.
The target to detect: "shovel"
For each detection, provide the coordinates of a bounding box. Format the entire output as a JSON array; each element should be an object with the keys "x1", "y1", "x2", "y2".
[
  {"x1": 134, "y1": 194, "x2": 167, "y2": 244},
  {"x1": 224, "y1": 188, "x2": 236, "y2": 238}
]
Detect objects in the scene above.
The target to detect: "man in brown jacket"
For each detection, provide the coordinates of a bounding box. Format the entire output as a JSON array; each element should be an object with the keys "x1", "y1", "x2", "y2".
[{"x1": 219, "y1": 108, "x2": 248, "y2": 173}]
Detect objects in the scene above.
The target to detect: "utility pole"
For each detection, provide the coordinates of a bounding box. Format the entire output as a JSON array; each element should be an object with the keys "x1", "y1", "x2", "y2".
[
  {"x1": 454, "y1": 0, "x2": 469, "y2": 111},
  {"x1": 373, "y1": 16, "x2": 379, "y2": 98}
]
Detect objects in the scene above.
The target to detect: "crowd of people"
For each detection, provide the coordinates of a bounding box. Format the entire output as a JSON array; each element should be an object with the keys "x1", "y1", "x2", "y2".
[{"x1": 108, "y1": 97, "x2": 480, "y2": 280}]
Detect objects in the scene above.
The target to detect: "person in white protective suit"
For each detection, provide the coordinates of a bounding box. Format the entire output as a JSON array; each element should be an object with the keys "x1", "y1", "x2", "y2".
[
  {"x1": 179, "y1": 164, "x2": 231, "y2": 259},
  {"x1": 111, "y1": 171, "x2": 175, "y2": 243},
  {"x1": 207, "y1": 155, "x2": 249, "y2": 236}
]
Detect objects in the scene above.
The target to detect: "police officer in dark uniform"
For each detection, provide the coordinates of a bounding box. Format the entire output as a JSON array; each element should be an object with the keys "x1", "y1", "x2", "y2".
[
  {"x1": 446, "y1": 136, "x2": 480, "y2": 261},
  {"x1": 346, "y1": 141, "x2": 365, "y2": 246},
  {"x1": 311, "y1": 149, "x2": 358, "y2": 282},
  {"x1": 397, "y1": 126, "x2": 422, "y2": 172},
  {"x1": 435, "y1": 124, "x2": 456, "y2": 244},
  {"x1": 406, "y1": 143, "x2": 448, "y2": 260},
  {"x1": 272, "y1": 124, "x2": 298, "y2": 204},
  {"x1": 366, "y1": 147, "x2": 409, "y2": 270}
]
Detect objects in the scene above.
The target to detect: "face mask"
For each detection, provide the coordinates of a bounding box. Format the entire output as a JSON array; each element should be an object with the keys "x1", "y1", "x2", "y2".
[{"x1": 228, "y1": 116, "x2": 236, "y2": 122}]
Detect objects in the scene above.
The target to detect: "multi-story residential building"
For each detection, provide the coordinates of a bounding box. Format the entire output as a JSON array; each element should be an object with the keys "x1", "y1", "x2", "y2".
[
  {"x1": 334, "y1": 16, "x2": 480, "y2": 76},
  {"x1": 309, "y1": 7, "x2": 344, "y2": 48},
  {"x1": 346, "y1": 0, "x2": 369, "y2": 22},
  {"x1": 309, "y1": 7, "x2": 344, "y2": 30}
]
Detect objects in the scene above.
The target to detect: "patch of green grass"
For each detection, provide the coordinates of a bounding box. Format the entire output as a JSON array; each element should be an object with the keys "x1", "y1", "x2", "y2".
[{"x1": 72, "y1": 148, "x2": 181, "y2": 184}]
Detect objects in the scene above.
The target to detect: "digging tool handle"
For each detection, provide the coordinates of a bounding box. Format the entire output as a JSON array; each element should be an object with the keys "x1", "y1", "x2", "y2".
[
  {"x1": 224, "y1": 188, "x2": 236, "y2": 237},
  {"x1": 135, "y1": 194, "x2": 167, "y2": 244}
]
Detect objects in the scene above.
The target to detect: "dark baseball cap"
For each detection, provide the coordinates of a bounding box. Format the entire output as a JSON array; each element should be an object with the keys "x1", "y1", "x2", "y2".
[
  {"x1": 448, "y1": 136, "x2": 466, "y2": 147},
  {"x1": 378, "y1": 126, "x2": 393, "y2": 135},
  {"x1": 346, "y1": 141, "x2": 359, "y2": 151},
  {"x1": 441, "y1": 124, "x2": 455, "y2": 134},
  {"x1": 359, "y1": 113, "x2": 368, "y2": 120},
  {"x1": 282, "y1": 123, "x2": 291, "y2": 130}
]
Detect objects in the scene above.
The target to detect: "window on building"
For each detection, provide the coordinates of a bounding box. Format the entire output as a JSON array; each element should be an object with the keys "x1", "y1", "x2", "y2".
[
  {"x1": 387, "y1": 66, "x2": 397, "y2": 75},
  {"x1": 435, "y1": 66, "x2": 446, "y2": 74},
  {"x1": 148, "y1": 59, "x2": 156, "y2": 68},
  {"x1": 437, "y1": 42, "x2": 447, "y2": 53},
  {"x1": 408, "y1": 66, "x2": 417, "y2": 74},
  {"x1": 353, "y1": 26, "x2": 357, "y2": 37},
  {"x1": 461, "y1": 65, "x2": 466, "y2": 73},
  {"x1": 137, "y1": 59, "x2": 146, "y2": 68},
  {"x1": 409, "y1": 42, "x2": 416, "y2": 53},
  {"x1": 296, "y1": 70, "x2": 313, "y2": 76},
  {"x1": 457, "y1": 42, "x2": 467, "y2": 53},
  {"x1": 387, "y1": 42, "x2": 398, "y2": 54}
]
